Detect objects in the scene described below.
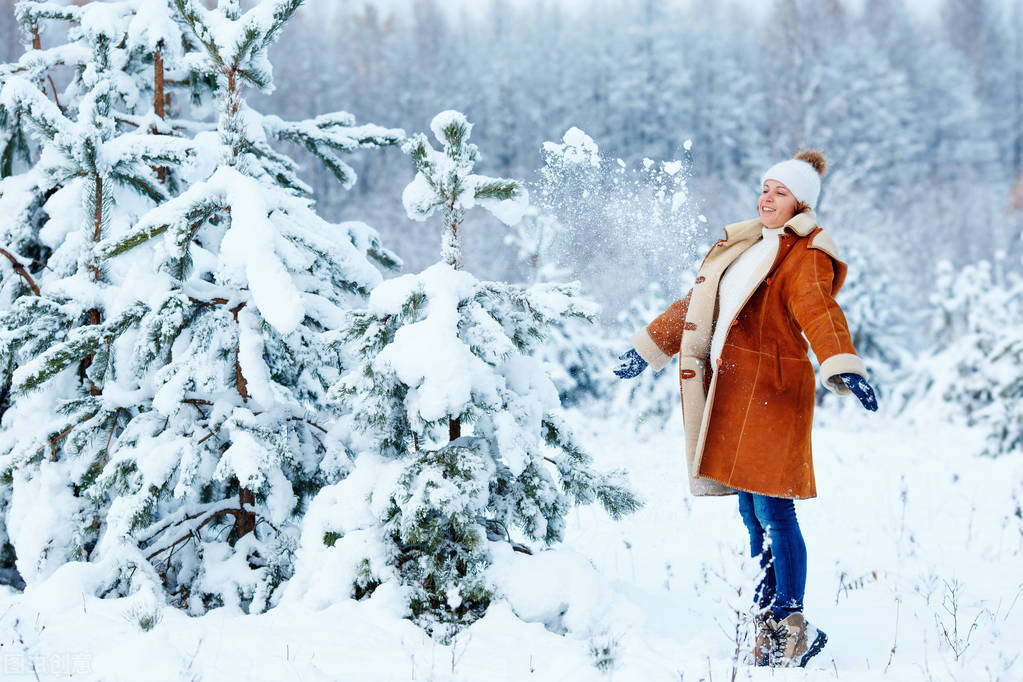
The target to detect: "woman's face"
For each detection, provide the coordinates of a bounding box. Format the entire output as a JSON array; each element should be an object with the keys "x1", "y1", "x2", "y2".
[{"x1": 758, "y1": 179, "x2": 798, "y2": 228}]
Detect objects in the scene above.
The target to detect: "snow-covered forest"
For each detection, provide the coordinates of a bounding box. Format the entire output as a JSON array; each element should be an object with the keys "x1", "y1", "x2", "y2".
[{"x1": 0, "y1": 0, "x2": 1021, "y2": 680}]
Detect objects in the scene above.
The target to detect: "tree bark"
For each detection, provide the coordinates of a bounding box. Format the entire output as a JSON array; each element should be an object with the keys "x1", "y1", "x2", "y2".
[
  {"x1": 152, "y1": 48, "x2": 167, "y2": 181},
  {"x1": 230, "y1": 298, "x2": 255, "y2": 538},
  {"x1": 235, "y1": 487, "x2": 256, "y2": 539},
  {"x1": 84, "y1": 174, "x2": 104, "y2": 396},
  {"x1": 230, "y1": 301, "x2": 248, "y2": 401}
]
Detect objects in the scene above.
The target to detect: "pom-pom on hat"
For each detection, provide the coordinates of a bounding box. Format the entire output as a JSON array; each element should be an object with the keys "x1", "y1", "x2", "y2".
[{"x1": 760, "y1": 149, "x2": 827, "y2": 210}]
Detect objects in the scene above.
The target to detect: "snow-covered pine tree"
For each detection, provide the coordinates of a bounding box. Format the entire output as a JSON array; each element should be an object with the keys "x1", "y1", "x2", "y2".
[
  {"x1": 323, "y1": 111, "x2": 641, "y2": 639},
  {"x1": 0, "y1": 0, "x2": 402, "y2": 614}
]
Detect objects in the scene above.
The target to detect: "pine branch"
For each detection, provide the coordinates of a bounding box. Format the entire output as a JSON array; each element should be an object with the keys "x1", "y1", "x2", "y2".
[
  {"x1": 137, "y1": 498, "x2": 255, "y2": 560},
  {"x1": 99, "y1": 407, "x2": 123, "y2": 471},
  {"x1": 0, "y1": 248, "x2": 41, "y2": 295},
  {"x1": 289, "y1": 416, "x2": 327, "y2": 434},
  {"x1": 541, "y1": 416, "x2": 643, "y2": 519},
  {"x1": 262, "y1": 116, "x2": 404, "y2": 190},
  {"x1": 367, "y1": 246, "x2": 401, "y2": 272},
  {"x1": 100, "y1": 196, "x2": 224, "y2": 259},
  {"x1": 0, "y1": 75, "x2": 72, "y2": 142},
  {"x1": 230, "y1": 26, "x2": 262, "y2": 72},
  {"x1": 403, "y1": 133, "x2": 435, "y2": 176},
  {"x1": 237, "y1": 137, "x2": 309, "y2": 193},
  {"x1": 437, "y1": 116, "x2": 471, "y2": 148},
  {"x1": 1, "y1": 111, "x2": 33, "y2": 178},
  {"x1": 171, "y1": 0, "x2": 224, "y2": 67},
  {"x1": 305, "y1": 149, "x2": 354, "y2": 190},
  {"x1": 0, "y1": 43, "x2": 90, "y2": 81},
  {"x1": 14, "y1": 302, "x2": 148, "y2": 393},
  {"x1": 472, "y1": 178, "x2": 522, "y2": 202},
  {"x1": 109, "y1": 171, "x2": 166, "y2": 204},
  {"x1": 34, "y1": 400, "x2": 102, "y2": 461},
  {"x1": 24, "y1": 27, "x2": 68, "y2": 114},
  {"x1": 15, "y1": 1, "x2": 80, "y2": 26},
  {"x1": 258, "y1": 0, "x2": 304, "y2": 49}
]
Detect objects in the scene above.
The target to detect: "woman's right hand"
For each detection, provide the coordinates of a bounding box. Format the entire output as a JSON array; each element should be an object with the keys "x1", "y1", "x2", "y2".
[{"x1": 613, "y1": 348, "x2": 648, "y2": 379}]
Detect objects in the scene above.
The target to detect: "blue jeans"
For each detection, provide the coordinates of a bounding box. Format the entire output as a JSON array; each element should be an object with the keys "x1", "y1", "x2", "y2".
[{"x1": 737, "y1": 491, "x2": 807, "y2": 619}]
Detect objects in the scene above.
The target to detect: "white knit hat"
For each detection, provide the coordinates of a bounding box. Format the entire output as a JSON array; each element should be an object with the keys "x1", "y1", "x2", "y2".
[{"x1": 760, "y1": 150, "x2": 826, "y2": 209}]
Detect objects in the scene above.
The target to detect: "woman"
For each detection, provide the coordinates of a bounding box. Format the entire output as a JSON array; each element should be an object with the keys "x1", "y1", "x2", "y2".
[{"x1": 613, "y1": 150, "x2": 877, "y2": 668}]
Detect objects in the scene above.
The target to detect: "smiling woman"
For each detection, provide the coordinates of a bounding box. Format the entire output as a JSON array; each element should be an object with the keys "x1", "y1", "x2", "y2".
[{"x1": 613, "y1": 148, "x2": 878, "y2": 668}]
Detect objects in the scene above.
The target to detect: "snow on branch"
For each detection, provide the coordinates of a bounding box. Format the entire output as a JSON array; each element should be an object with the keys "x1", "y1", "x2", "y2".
[
  {"x1": 402, "y1": 111, "x2": 528, "y2": 226},
  {"x1": 14, "y1": 0, "x2": 81, "y2": 30},
  {"x1": 0, "y1": 75, "x2": 72, "y2": 142},
  {"x1": 13, "y1": 301, "x2": 148, "y2": 393},
  {"x1": 173, "y1": 0, "x2": 303, "y2": 90},
  {"x1": 171, "y1": 0, "x2": 224, "y2": 68},
  {"x1": 136, "y1": 498, "x2": 256, "y2": 561},
  {"x1": 0, "y1": 44, "x2": 91, "y2": 80},
  {"x1": 402, "y1": 111, "x2": 528, "y2": 269},
  {"x1": 263, "y1": 113, "x2": 404, "y2": 189},
  {"x1": 98, "y1": 189, "x2": 224, "y2": 260}
]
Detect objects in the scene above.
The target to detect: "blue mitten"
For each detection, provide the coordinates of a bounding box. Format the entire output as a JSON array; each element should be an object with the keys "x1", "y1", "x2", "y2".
[
  {"x1": 840, "y1": 373, "x2": 878, "y2": 412},
  {"x1": 613, "y1": 348, "x2": 648, "y2": 379}
]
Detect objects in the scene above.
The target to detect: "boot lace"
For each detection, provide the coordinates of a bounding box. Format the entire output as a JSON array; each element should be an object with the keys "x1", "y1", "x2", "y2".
[{"x1": 767, "y1": 621, "x2": 793, "y2": 666}]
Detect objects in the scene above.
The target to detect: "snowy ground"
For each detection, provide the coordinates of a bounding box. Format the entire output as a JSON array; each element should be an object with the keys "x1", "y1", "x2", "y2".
[{"x1": 1, "y1": 402, "x2": 1020, "y2": 681}]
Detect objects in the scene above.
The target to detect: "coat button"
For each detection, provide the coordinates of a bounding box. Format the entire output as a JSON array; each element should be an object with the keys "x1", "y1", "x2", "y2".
[{"x1": 695, "y1": 276, "x2": 706, "y2": 284}]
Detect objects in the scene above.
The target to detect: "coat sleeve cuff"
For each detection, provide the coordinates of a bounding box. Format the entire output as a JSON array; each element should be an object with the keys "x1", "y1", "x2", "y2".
[
  {"x1": 819, "y1": 353, "x2": 867, "y2": 395},
  {"x1": 630, "y1": 328, "x2": 673, "y2": 371}
]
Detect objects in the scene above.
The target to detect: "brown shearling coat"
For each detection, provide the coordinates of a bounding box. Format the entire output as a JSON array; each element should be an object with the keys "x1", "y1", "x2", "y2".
[{"x1": 631, "y1": 211, "x2": 866, "y2": 499}]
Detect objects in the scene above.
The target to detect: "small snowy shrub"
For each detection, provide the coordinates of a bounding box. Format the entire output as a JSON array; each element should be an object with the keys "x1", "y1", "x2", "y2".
[
  {"x1": 124, "y1": 603, "x2": 163, "y2": 632},
  {"x1": 934, "y1": 578, "x2": 986, "y2": 662},
  {"x1": 588, "y1": 631, "x2": 621, "y2": 674}
]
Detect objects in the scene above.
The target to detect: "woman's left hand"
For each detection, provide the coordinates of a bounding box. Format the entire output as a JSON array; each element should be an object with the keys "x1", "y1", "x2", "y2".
[
  {"x1": 613, "y1": 348, "x2": 648, "y2": 379},
  {"x1": 840, "y1": 373, "x2": 878, "y2": 412}
]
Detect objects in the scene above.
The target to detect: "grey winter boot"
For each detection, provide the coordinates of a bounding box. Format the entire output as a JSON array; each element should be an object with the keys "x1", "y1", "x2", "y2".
[{"x1": 766, "y1": 611, "x2": 827, "y2": 668}]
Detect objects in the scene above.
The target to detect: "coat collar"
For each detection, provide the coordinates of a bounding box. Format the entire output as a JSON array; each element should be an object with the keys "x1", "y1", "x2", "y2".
[{"x1": 721, "y1": 211, "x2": 818, "y2": 243}]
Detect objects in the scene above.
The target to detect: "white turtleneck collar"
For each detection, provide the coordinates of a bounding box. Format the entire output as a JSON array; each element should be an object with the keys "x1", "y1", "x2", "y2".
[{"x1": 710, "y1": 226, "x2": 785, "y2": 363}]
